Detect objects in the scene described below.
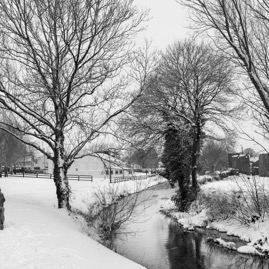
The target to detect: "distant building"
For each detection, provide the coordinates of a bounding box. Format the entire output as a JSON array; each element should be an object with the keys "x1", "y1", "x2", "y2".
[
  {"x1": 250, "y1": 156, "x2": 259, "y2": 175},
  {"x1": 259, "y1": 154, "x2": 269, "y2": 177},
  {"x1": 228, "y1": 153, "x2": 250, "y2": 175},
  {"x1": 15, "y1": 155, "x2": 35, "y2": 170},
  {"x1": 34, "y1": 155, "x2": 49, "y2": 172},
  {"x1": 48, "y1": 154, "x2": 131, "y2": 179}
]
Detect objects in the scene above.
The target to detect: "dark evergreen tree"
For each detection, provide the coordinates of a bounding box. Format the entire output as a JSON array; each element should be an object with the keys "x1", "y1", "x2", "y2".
[{"x1": 161, "y1": 125, "x2": 194, "y2": 211}]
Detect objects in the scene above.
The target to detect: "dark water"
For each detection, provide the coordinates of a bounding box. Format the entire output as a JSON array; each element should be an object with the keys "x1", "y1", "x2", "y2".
[{"x1": 113, "y1": 184, "x2": 269, "y2": 269}]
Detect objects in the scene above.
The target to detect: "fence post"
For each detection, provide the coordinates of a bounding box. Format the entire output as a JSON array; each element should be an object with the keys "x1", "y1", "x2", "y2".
[{"x1": 78, "y1": 175, "x2": 80, "y2": 181}]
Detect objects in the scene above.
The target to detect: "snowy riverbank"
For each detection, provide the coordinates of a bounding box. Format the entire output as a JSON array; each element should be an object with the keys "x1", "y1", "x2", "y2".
[
  {"x1": 161, "y1": 175, "x2": 269, "y2": 257},
  {"x1": 0, "y1": 175, "x2": 166, "y2": 269}
]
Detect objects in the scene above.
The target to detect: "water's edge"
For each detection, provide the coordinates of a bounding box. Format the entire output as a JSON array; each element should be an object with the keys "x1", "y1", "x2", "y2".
[{"x1": 112, "y1": 183, "x2": 269, "y2": 269}]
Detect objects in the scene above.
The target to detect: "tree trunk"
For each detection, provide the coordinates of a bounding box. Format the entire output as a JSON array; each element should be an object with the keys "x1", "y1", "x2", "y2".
[
  {"x1": 191, "y1": 160, "x2": 198, "y2": 188},
  {"x1": 53, "y1": 134, "x2": 71, "y2": 210},
  {"x1": 177, "y1": 173, "x2": 190, "y2": 211},
  {"x1": 191, "y1": 124, "x2": 202, "y2": 191}
]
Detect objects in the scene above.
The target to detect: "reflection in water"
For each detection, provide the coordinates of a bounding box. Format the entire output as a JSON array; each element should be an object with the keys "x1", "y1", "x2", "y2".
[
  {"x1": 113, "y1": 185, "x2": 269, "y2": 269},
  {"x1": 166, "y1": 225, "x2": 205, "y2": 269},
  {"x1": 166, "y1": 224, "x2": 269, "y2": 269}
]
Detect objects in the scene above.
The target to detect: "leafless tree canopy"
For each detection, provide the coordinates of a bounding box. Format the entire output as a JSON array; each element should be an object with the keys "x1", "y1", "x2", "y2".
[
  {"x1": 199, "y1": 138, "x2": 236, "y2": 173},
  {"x1": 122, "y1": 40, "x2": 238, "y2": 187},
  {"x1": 0, "y1": 0, "x2": 146, "y2": 155},
  {"x1": 124, "y1": 41, "x2": 237, "y2": 139},
  {"x1": 0, "y1": 0, "x2": 150, "y2": 208},
  {"x1": 179, "y1": 0, "x2": 269, "y2": 140}
]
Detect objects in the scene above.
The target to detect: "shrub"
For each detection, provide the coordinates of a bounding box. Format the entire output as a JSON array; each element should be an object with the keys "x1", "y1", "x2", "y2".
[
  {"x1": 76, "y1": 183, "x2": 151, "y2": 248},
  {"x1": 233, "y1": 175, "x2": 269, "y2": 224},
  {"x1": 200, "y1": 175, "x2": 269, "y2": 225},
  {"x1": 199, "y1": 191, "x2": 236, "y2": 221}
]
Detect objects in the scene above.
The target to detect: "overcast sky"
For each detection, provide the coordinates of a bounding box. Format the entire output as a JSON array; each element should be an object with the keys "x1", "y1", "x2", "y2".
[{"x1": 134, "y1": 0, "x2": 190, "y2": 50}]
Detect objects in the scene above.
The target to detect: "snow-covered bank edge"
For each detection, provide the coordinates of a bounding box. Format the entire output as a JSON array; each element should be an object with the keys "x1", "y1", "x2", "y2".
[
  {"x1": 160, "y1": 175, "x2": 269, "y2": 258},
  {"x1": 0, "y1": 175, "x2": 166, "y2": 268},
  {"x1": 70, "y1": 175, "x2": 168, "y2": 256},
  {"x1": 160, "y1": 207, "x2": 268, "y2": 257}
]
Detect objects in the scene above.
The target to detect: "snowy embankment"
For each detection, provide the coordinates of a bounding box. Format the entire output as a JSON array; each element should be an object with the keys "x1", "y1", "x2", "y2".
[
  {"x1": 161, "y1": 175, "x2": 269, "y2": 257},
  {"x1": 0, "y1": 175, "x2": 165, "y2": 269}
]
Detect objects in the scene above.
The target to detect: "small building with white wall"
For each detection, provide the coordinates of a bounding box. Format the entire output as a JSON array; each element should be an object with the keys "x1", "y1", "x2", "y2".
[
  {"x1": 15, "y1": 156, "x2": 34, "y2": 170},
  {"x1": 47, "y1": 154, "x2": 131, "y2": 179},
  {"x1": 34, "y1": 155, "x2": 49, "y2": 172}
]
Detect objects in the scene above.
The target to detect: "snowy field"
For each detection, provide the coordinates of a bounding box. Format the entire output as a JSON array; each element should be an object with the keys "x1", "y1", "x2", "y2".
[
  {"x1": 0, "y1": 175, "x2": 166, "y2": 269},
  {"x1": 161, "y1": 175, "x2": 269, "y2": 256}
]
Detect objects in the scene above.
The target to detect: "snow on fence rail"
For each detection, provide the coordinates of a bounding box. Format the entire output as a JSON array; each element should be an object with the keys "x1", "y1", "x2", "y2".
[
  {"x1": 9, "y1": 173, "x2": 93, "y2": 181},
  {"x1": 67, "y1": 174, "x2": 93, "y2": 181},
  {"x1": 110, "y1": 173, "x2": 157, "y2": 183}
]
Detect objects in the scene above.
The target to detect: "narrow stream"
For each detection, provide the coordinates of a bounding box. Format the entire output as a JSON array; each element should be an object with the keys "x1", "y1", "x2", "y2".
[{"x1": 113, "y1": 183, "x2": 269, "y2": 269}]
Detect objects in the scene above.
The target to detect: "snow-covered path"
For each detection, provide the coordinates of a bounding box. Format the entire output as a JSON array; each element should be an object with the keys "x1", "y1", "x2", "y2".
[{"x1": 0, "y1": 177, "x2": 151, "y2": 269}]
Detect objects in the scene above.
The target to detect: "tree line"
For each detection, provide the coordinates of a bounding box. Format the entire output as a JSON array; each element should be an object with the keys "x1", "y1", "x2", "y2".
[{"x1": 0, "y1": 0, "x2": 268, "y2": 212}]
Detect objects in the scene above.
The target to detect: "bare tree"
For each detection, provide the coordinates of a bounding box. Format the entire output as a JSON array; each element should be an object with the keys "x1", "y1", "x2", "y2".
[
  {"x1": 0, "y1": 0, "x2": 151, "y2": 209},
  {"x1": 75, "y1": 182, "x2": 153, "y2": 249},
  {"x1": 178, "y1": 0, "x2": 269, "y2": 142},
  {"x1": 199, "y1": 138, "x2": 236, "y2": 173},
  {"x1": 122, "y1": 40, "x2": 238, "y2": 189}
]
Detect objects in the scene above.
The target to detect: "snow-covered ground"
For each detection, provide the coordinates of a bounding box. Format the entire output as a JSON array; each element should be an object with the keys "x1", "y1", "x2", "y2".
[
  {"x1": 0, "y1": 175, "x2": 166, "y2": 269},
  {"x1": 161, "y1": 175, "x2": 269, "y2": 257}
]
